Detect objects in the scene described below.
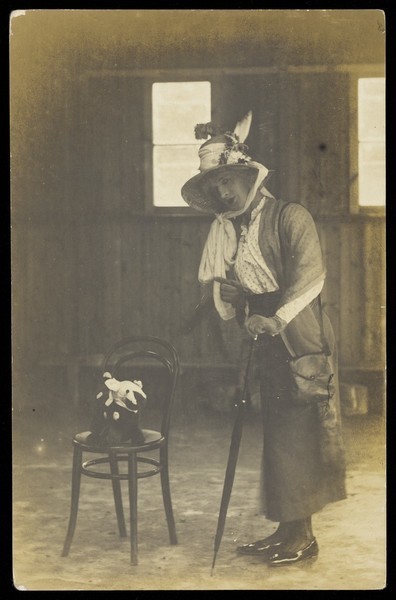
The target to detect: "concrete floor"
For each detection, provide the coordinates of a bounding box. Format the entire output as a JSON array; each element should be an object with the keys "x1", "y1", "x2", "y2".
[{"x1": 12, "y1": 396, "x2": 386, "y2": 591}]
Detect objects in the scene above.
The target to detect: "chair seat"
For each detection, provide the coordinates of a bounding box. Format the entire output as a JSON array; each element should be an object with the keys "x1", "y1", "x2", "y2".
[{"x1": 74, "y1": 429, "x2": 164, "y2": 451}]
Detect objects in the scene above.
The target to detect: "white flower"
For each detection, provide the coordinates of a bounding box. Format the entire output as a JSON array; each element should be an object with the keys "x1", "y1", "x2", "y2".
[{"x1": 227, "y1": 150, "x2": 249, "y2": 165}]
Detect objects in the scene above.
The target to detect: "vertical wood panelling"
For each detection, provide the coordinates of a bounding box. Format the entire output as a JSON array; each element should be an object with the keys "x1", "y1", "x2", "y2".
[
  {"x1": 339, "y1": 221, "x2": 366, "y2": 366},
  {"x1": 73, "y1": 74, "x2": 146, "y2": 353},
  {"x1": 179, "y1": 220, "x2": 211, "y2": 360},
  {"x1": 12, "y1": 223, "x2": 77, "y2": 359},
  {"x1": 102, "y1": 223, "x2": 123, "y2": 344},
  {"x1": 145, "y1": 221, "x2": 168, "y2": 337},
  {"x1": 316, "y1": 222, "x2": 341, "y2": 343},
  {"x1": 298, "y1": 73, "x2": 350, "y2": 216},
  {"x1": 120, "y1": 220, "x2": 146, "y2": 340},
  {"x1": 77, "y1": 221, "x2": 106, "y2": 354},
  {"x1": 363, "y1": 220, "x2": 386, "y2": 367},
  {"x1": 12, "y1": 69, "x2": 385, "y2": 389},
  {"x1": 277, "y1": 74, "x2": 302, "y2": 203},
  {"x1": 253, "y1": 75, "x2": 280, "y2": 195}
]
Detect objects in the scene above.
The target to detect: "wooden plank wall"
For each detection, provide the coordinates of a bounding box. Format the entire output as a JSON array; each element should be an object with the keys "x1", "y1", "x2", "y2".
[{"x1": 12, "y1": 68, "x2": 386, "y2": 406}]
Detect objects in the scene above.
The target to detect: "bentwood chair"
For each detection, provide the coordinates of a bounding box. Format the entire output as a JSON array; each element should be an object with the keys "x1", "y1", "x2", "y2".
[{"x1": 61, "y1": 336, "x2": 179, "y2": 565}]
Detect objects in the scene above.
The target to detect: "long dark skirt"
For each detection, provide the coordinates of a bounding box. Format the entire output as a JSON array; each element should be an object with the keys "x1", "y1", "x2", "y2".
[{"x1": 257, "y1": 334, "x2": 347, "y2": 523}]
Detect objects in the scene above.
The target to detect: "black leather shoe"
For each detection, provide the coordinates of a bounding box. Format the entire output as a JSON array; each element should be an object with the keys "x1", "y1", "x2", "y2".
[
  {"x1": 236, "y1": 538, "x2": 284, "y2": 556},
  {"x1": 268, "y1": 538, "x2": 319, "y2": 566}
]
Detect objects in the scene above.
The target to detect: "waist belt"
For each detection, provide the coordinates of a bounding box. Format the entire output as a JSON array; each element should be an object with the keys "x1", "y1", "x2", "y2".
[{"x1": 247, "y1": 291, "x2": 282, "y2": 318}]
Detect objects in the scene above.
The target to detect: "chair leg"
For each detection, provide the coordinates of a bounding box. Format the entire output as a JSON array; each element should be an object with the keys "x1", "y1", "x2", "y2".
[
  {"x1": 61, "y1": 445, "x2": 83, "y2": 557},
  {"x1": 127, "y1": 453, "x2": 138, "y2": 565},
  {"x1": 160, "y1": 447, "x2": 178, "y2": 545},
  {"x1": 109, "y1": 452, "x2": 127, "y2": 538}
]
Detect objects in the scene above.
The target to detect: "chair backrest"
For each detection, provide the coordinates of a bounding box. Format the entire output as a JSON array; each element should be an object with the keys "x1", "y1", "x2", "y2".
[{"x1": 102, "y1": 336, "x2": 179, "y2": 439}]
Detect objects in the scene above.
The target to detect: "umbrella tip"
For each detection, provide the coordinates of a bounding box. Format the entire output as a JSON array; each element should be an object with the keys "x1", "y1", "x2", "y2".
[{"x1": 211, "y1": 554, "x2": 217, "y2": 575}]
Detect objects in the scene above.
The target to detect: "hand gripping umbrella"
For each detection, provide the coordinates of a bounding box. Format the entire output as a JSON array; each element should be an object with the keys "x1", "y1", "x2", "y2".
[{"x1": 211, "y1": 335, "x2": 257, "y2": 575}]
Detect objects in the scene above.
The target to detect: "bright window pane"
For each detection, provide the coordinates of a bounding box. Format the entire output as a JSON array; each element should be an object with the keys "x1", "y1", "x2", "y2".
[
  {"x1": 152, "y1": 81, "x2": 211, "y2": 207},
  {"x1": 357, "y1": 77, "x2": 385, "y2": 207},
  {"x1": 152, "y1": 82, "x2": 211, "y2": 145},
  {"x1": 358, "y1": 143, "x2": 385, "y2": 206},
  {"x1": 153, "y1": 145, "x2": 202, "y2": 207},
  {"x1": 358, "y1": 78, "x2": 385, "y2": 142}
]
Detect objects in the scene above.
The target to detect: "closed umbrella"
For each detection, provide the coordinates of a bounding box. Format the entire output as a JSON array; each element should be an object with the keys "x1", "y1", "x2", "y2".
[{"x1": 211, "y1": 335, "x2": 257, "y2": 574}]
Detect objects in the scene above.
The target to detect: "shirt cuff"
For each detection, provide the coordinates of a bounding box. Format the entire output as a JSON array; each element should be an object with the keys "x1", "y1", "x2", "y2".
[{"x1": 275, "y1": 281, "x2": 324, "y2": 324}]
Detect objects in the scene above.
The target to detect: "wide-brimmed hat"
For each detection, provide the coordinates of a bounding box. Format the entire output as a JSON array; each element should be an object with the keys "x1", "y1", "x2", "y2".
[{"x1": 181, "y1": 112, "x2": 268, "y2": 214}]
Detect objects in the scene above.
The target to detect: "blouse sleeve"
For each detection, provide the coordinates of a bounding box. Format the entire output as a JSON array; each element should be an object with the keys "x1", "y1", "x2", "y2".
[{"x1": 277, "y1": 202, "x2": 326, "y2": 307}]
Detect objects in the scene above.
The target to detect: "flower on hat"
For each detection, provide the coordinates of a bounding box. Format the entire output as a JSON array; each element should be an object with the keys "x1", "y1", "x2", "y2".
[
  {"x1": 219, "y1": 146, "x2": 250, "y2": 166},
  {"x1": 218, "y1": 133, "x2": 251, "y2": 166}
]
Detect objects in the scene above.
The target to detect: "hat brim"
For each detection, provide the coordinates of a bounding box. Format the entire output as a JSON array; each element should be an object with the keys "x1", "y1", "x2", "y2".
[{"x1": 181, "y1": 163, "x2": 260, "y2": 214}]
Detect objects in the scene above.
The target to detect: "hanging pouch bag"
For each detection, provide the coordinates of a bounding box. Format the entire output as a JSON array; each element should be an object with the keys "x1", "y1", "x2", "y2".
[{"x1": 288, "y1": 337, "x2": 335, "y2": 405}]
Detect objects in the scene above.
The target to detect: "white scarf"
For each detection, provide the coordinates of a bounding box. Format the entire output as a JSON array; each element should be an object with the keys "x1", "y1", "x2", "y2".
[{"x1": 198, "y1": 161, "x2": 271, "y2": 320}]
